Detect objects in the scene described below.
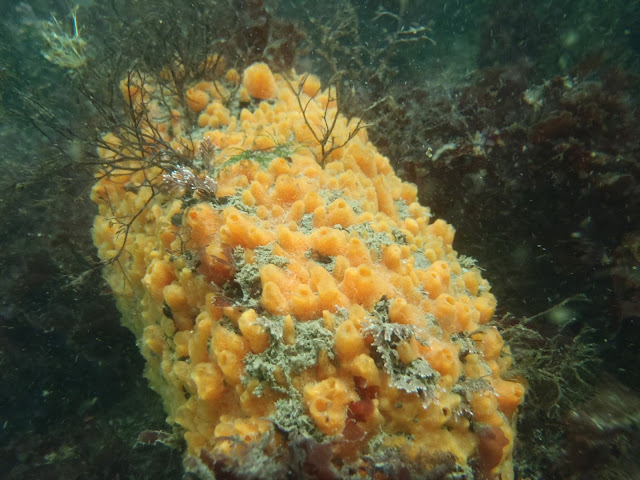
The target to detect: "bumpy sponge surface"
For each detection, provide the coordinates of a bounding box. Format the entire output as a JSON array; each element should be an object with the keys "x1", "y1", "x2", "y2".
[{"x1": 92, "y1": 60, "x2": 524, "y2": 479}]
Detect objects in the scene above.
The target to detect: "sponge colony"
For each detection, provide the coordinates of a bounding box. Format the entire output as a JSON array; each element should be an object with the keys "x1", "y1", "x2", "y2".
[{"x1": 92, "y1": 60, "x2": 524, "y2": 480}]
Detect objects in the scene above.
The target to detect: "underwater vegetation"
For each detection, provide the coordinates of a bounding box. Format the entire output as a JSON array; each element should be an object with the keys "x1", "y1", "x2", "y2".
[{"x1": 0, "y1": 0, "x2": 639, "y2": 479}]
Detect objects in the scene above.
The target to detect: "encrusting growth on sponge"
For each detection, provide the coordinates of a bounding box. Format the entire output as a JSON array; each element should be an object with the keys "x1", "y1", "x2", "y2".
[{"x1": 91, "y1": 58, "x2": 525, "y2": 479}]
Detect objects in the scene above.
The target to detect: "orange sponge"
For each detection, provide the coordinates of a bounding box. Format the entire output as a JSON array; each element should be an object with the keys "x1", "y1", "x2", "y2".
[
  {"x1": 92, "y1": 60, "x2": 524, "y2": 480},
  {"x1": 186, "y1": 87, "x2": 210, "y2": 113},
  {"x1": 242, "y1": 62, "x2": 277, "y2": 100}
]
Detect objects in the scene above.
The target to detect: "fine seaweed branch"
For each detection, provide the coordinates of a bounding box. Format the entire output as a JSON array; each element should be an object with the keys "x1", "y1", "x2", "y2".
[
  {"x1": 285, "y1": 72, "x2": 369, "y2": 167},
  {"x1": 498, "y1": 296, "x2": 601, "y2": 419}
]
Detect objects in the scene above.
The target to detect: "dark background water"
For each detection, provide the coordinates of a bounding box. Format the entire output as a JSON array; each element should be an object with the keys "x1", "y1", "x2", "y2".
[{"x1": 0, "y1": 1, "x2": 638, "y2": 478}]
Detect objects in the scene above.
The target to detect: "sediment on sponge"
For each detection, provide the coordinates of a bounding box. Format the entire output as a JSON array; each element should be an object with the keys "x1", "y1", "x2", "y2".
[{"x1": 91, "y1": 57, "x2": 525, "y2": 479}]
